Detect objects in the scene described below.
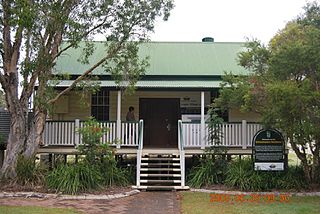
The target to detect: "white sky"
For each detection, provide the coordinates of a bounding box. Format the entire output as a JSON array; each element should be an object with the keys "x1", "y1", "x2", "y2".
[{"x1": 150, "y1": 0, "x2": 309, "y2": 44}]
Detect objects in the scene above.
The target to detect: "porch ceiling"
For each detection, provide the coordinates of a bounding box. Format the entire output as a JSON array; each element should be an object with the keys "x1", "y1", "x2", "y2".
[{"x1": 53, "y1": 80, "x2": 222, "y2": 89}]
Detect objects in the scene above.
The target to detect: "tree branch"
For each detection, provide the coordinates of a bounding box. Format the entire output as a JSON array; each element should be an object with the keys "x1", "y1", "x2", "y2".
[
  {"x1": 51, "y1": 16, "x2": 112, "y2": 61},
  {"x1": 48, "y1": 42, "x2": 123, "y2": 104},
  {"x1": 2, "y1": 0, "x2": 12, "y2": 73}
]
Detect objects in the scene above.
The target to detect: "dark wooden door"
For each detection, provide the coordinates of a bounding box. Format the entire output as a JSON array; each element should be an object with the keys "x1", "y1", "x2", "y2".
[{"x1": 140, "y1": 98, "x2": 180, "y2": 148}]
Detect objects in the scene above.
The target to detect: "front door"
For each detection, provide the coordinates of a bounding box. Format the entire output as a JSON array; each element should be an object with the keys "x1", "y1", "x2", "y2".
[{"x1": 140, "y1": 98, "x2": 180, "y2": 148}]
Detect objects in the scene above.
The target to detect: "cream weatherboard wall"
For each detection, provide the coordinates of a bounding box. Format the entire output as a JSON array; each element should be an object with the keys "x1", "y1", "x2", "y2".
[
  {"x1": 109, "y1": 91, "x2": 211, "y2": 121},
  {"x1": 51, "y1": 90, "x2": 260, "y2": 123},
  {"x1": 51, "y1": 91, "x2": 91, "y2": 120}
]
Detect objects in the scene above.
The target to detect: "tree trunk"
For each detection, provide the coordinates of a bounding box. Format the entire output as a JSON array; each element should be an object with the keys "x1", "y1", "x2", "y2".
[
  {"x1": 0, "y1": 112, "x2": 27, "y2": 179},
  {"x1": 0, "y1": 71, "x2": 29, "y2": 179},
  {"x1": 23, "y1": 110, "x2": 47, "y2": 158},
  {"x1": 311, "y1": 140, "x2": 320, "y2": 183},
  {"x1": 289, "y1": 138, "x2": 312, "y2": 182},
  {"x1": 301, "y1": 160, "x2": 312, "y2": 183}
]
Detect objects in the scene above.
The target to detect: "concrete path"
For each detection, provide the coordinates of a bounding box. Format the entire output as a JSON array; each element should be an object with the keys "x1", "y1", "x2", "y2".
[{"x1": 0, "y1": 191, "x2": 181, "y2": 214}]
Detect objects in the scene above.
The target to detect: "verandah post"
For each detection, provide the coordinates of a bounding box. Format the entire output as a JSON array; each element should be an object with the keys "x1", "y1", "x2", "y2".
[
  {"x1": 75, "y1": 119, "x2": 80, "y2": 146},
  {"x1": 242, "y1": 120, "x2": 247, "y2": 149},
  {"x1": 200, "y1": 91, "x2": 205, "y2": 149},
  {"x1": 116, "y1": 90, "x2": 121, "y2": 149}
]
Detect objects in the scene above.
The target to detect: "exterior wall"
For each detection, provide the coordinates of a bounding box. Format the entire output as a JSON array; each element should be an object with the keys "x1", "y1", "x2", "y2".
[
  {"x1": 109, "y1": 91, "x2": 211, "y2": 121},
  {"x1": 51, "y1": 92, "x2": 91, "y2": 120},
  {"x1": 50, "y1": 90, "x2": 261, "y2": 123},
  {"x1": 228, "y1": 109, "x2": 261, "y2": 123}
]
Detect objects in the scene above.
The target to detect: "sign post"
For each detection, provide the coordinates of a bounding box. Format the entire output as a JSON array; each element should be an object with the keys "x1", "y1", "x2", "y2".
[{"x1": 252, "y1": 129, "x2": 286, "y2": 171}]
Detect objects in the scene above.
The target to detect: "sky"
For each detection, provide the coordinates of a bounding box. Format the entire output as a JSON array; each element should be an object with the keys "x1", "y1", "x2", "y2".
[{"x1": 150, "y1": 0, "x2": 309, "y2": 44}]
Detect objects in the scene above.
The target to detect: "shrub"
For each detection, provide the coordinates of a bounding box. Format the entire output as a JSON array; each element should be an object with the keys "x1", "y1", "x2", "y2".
[
  {"x1": 46, "y1": 163, "x2": 102, "y2": 195},
  {"x1": 0, "y1": 133, "x2": 3, "y2": 144},
  {"x1": 15, "y1": 155, "x2": 47, "y2": 187},
  {"x1": 188, "y1": 157, "x2": 228, "y2": 188},
  {"x1": 100, "y1": 159, "x2": 130, "y2": 186},
  {"x1": 77, "y1": 118, "x2": 112, "y2": 165},
  {"x1": 225, "y1": 158, "x2": 261, "y2": 191},
  {"x1": 188, "y1": 110, "x2": 228, "y2": 188},
  {"x1": 276, "y1": 165, "x2": 308, "y2": 190},
  {"x1": 76, "y1": 118, "x2": 131, "y2": 187},
  {"x1": 225, "y1": 158, "x2": 309, "y2": 191}
]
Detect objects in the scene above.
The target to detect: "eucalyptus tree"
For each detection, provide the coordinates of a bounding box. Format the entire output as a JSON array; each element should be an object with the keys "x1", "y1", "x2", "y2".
[
  {"x1": 215, "y1": 2, "x2": 320, "y2": 183},
  {"x1": 0, "y1": 90, "x2": 5, "y2": 108},
  {"x1": 0, "y1": 0, "x2": 174, "y2": 178}
]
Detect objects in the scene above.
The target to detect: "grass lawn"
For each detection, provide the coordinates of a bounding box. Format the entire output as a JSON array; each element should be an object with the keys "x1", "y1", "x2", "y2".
[
  {"x1": 0, "y1": 205, "x2": 81, "y2": 214},
  {"x1": 181, "y1": 192, "x2": 320, "y2": 214}
]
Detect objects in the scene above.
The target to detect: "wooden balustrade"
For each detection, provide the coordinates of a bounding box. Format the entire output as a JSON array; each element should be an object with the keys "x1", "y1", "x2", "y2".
[
  {"x1": 179, "y1": 121, "x2": 262, "y2": 148},
  {"x1": 43, "y1": 120, "x2": 262, "y2": 149},
  {"x1": 43, "y1": 120, "x2": 139, "y2": 147}
]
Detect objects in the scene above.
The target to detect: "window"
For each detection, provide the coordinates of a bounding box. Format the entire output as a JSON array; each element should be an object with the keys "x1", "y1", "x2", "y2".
[{"x1": 91, "y1": 89, "x2": 109, "y2": 121}]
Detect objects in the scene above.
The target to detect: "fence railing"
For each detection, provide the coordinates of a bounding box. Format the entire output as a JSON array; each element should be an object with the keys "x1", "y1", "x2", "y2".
[
  {"x1": 136, "y1": 120, "x2": 144, "y2": 187},
  {"x1": 180, "y1": 120, "x2": 262, "y2": 148},
  {"x1": 44, "y1": 119, "x2": 262, "y2": 149},
  {"x1": 178, "y1": 120, "x2": 185, "y2": 187},
  {"x1": 43, "y1": 120, "x2": 139, "y2": 147}
]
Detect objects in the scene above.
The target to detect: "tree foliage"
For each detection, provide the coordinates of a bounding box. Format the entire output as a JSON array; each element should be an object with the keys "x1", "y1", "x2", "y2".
[
  {"x1": 215, "y1": 1, "x2": 320, "y2": 183},
  {"x1": 0, "y1": 0, "x2": 174, "y2": 178}
]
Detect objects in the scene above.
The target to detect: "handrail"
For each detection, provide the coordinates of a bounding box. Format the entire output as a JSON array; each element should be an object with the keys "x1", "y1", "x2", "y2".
[
  {"x1": 178, "y1": 120, "x2": 184, "y2": 151},
  {"x1": 138, "y1": 120, "x2": 144, "y2": 150},
  {"x1": 178, "y1": 119, "x2": 185, "y2": 187},
  {"x1": 136, "y1": 119, "x2": 144, "y2": 187}
]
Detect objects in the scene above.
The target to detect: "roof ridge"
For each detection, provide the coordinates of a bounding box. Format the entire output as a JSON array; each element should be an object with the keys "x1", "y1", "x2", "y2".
[{"x1": 62, "y1": 40, "x2": 246, "y2": 44}]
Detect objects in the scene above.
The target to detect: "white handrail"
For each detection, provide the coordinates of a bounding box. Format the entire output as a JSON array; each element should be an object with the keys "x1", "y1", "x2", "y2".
[
  {"x1": 178, "y1": 120, "x2": 185, "y2": 187},
  {"x1": 136, "y1": 119, "x2": 144, "y2": 187}
]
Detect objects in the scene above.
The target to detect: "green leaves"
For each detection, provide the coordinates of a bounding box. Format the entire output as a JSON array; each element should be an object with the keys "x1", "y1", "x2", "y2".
[
  {"x1": 214, "y1": 1, "x2": 320, "y2": 183},
  {"x1": 77, "y1": 117, "x2": 113, "y2": 165},
  {"x1": 46, "y1": 118, "x2": 130, "y2": 195},
  {"x1": 46, "y1": 163, "x2": 102, "y2": 195},
  {"x1": 238, "y1": 39, "x2": 270, "y2": 74}
]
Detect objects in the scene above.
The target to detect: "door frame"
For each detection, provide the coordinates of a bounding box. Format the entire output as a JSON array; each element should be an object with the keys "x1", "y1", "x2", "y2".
[{"x1": 139, "y1": 98, "x2": 181, "y2": 148}]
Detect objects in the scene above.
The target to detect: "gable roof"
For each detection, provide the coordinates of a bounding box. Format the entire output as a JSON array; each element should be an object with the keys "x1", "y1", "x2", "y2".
[{"x1": 54, "y1": 41, "x2": 248, "y2": 77}]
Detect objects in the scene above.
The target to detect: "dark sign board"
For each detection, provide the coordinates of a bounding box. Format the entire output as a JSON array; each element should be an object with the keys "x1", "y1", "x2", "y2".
[{"x1": 252, "y1": 129, "x2": 285, "y2": 171}]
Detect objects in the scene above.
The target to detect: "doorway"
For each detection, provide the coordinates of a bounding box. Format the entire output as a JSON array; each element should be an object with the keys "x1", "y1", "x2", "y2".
[{"x1": 139, "y1": 98, "x2": 181, "y2": 148}]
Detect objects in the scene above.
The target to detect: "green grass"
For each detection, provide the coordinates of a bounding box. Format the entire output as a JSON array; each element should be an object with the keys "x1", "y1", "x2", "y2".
[
  {"x1": 181, "y1": 192, "x2": 320, "y2": 214},
  {"x1": 0, "y1": 206, "x2": 81, "y2": 214}
]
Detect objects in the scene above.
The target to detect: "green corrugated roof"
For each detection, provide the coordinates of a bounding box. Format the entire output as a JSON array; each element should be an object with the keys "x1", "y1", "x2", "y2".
[
  {"x1": 55, "y1": 80, "x2": 221, "y2": 89},
  {"x1": 55, "y1": 41, "x2": 248, "y2": 76}
]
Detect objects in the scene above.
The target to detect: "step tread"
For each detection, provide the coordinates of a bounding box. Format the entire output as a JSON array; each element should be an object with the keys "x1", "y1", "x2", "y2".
[
  {"x1": 140, "y1": 174, "x2": 181, "y2": 177},
  {"x1": 141, "y1": 158, "x2": 180, "y2": 161},
  {"x1": 141, "y1": 163, "x2": 180, "y2": 166},
  {"x1": 140, "y1": 168, "x2": 181, "y2": 171},
  {"x1": 140, "y1": 180, "x2": 181, "y2": 183},
  {"x1": 132, "y1": 185, "x2": 190, "y2": 190}
]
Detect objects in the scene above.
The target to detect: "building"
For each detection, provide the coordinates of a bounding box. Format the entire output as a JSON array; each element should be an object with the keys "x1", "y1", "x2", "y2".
[{"x1": 40, "y1": 39, "x2": 262, "y2": 190}]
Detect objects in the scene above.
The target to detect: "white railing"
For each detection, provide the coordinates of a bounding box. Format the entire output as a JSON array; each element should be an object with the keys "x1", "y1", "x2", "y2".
[
  {"x1": 178, "y1": 120, "x2": 185, "y2": 187},
  {"x1": 43, "y1": 120, "x2": 139, "y2": 147},
  {"x1": 120, "y1": 121, "x2": 140, "y2": 146},
  {"x1": 181, "y1": 120, "x2": 262, "y2": 148},
  {"x1": 136, "y1": 119, "x2": 144, "y2": 187},
  {"x1": 44, "y1": 121, "x2": 77, "y2": 146},
  {"x1": 77, "y1": 121, "x2": 117, "y2": 146}
]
